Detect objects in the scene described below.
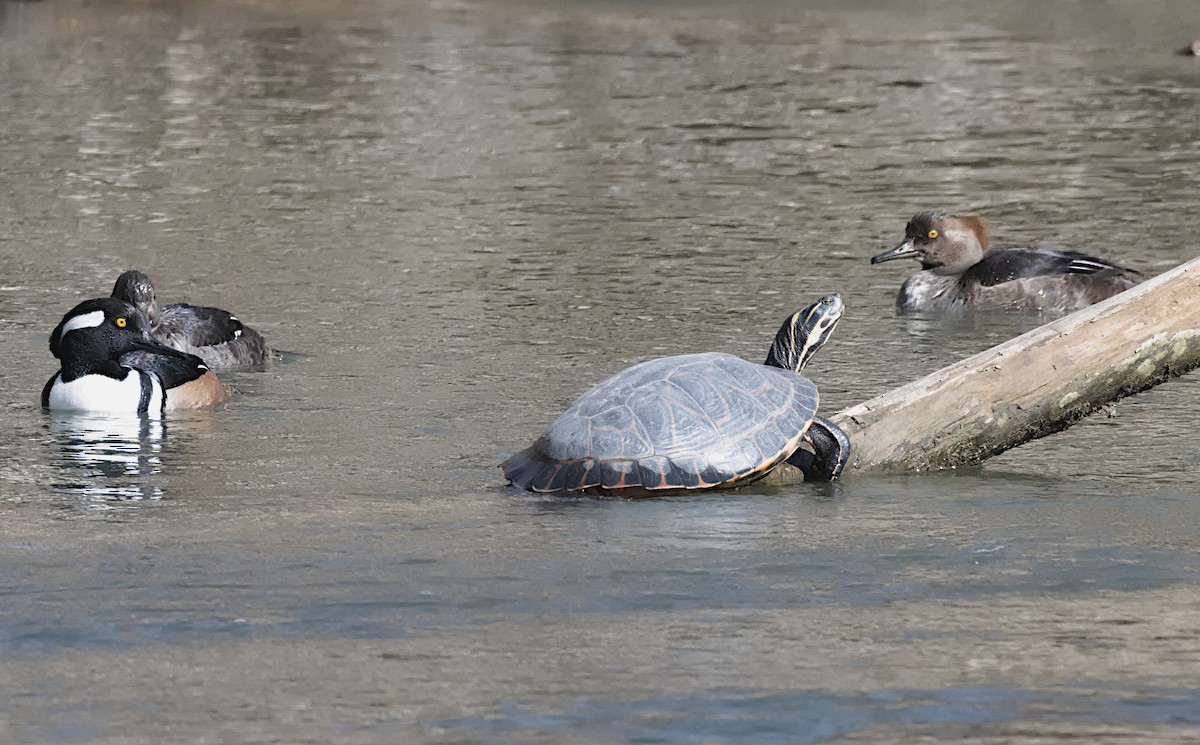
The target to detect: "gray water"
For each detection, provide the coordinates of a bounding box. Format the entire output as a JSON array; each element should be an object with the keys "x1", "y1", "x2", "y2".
[{"x1": 2, "y1": 0, "x2": 1200, "y2": 742}]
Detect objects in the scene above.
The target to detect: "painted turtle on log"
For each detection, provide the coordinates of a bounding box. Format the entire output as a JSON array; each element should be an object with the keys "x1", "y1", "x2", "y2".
[{"x1": 501, "y1": 293, "x2": 850, "y2": 494}]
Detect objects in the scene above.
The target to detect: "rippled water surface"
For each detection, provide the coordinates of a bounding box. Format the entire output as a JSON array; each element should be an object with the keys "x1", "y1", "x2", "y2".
[{"x1": 2, "y1": 0, "x2": 1200, "y2": 743}]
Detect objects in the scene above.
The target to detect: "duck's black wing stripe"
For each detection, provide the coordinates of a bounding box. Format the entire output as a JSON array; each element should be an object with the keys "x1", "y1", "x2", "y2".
[
  {"x1": 41, "y1": 374, "x2": 58, "y2": 409},
  {"x1": 148, "y1": 356, "x2": 207, "y2": 389},
  {"x1": 160, "y1": 303, "x2": 246, "y2": 346},
  {"x1": 971, "y1": 247, "x2": 1133, "y2": 287},
  {"x1": 120, "y1": 350, "x2": 208, "y2": 389},
  {"x1": 137, "y1": 371, "x2": 153, "y2": 414}
]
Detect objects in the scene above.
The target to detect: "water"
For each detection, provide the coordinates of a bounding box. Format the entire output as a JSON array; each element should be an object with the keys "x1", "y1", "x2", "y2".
[{"x1": 1, "y1": 0, "x2": 1200, "y2": 742}]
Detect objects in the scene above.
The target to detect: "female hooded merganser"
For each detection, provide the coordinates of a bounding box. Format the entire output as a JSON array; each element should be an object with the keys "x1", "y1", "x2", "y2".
[
  {"x1": 870, "y1": 211, "x2": 1138, "y2": 313},
  {"x1": 110, "y1": 270, "x2": 271, "y2": 372},
  {"x1": 43, "y1": 297, "x2": 230, "y2": 414}
]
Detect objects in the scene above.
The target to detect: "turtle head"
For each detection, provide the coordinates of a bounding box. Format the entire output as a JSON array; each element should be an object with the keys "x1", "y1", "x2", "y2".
[{"x1": 765, "y1": 293, "x2": 843, "y2": 372}]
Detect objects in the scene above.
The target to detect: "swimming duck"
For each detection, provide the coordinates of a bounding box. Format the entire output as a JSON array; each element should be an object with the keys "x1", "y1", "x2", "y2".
[
  {"x1": 870, "y1": 211, "x2": 1138, "y2": 313},
  {"x1": 43, "y1": 297, "x2": 230, "y2": 414},
  {"x1": 110, "y1": 270, "x2": 271, "y2": 371}
]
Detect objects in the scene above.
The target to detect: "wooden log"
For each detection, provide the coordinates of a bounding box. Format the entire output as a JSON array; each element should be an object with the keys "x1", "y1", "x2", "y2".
[{"x1": 763, "y1": 255, "x2": 1200, "y2": 483}]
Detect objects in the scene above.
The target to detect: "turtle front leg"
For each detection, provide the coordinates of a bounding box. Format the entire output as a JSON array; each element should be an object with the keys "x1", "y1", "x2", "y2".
[{"x1": 786, "y1": 416, "x2": 850, "y2": 481}]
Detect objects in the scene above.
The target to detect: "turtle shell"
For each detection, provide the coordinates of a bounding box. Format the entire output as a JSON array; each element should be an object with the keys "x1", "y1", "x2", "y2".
[{"x1": 501, "y1": 352, "x2": 819, "y2": 493}]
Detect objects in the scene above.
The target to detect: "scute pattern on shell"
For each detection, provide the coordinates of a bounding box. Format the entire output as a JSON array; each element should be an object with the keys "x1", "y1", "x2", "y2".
[{"x1": 501, "y1": 352, "x2": 819, "y2": 493}]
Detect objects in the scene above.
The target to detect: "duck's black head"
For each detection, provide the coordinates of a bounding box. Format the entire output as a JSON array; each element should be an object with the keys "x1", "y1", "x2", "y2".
[
  {"x1": 870, "y1": 211, "x2": 989, "y2": 275},
  {"x1": 110, "y1": 269, "x2": 162, "y2": 328},
  {"x1": 49, "y1": 297, "x2": 188, "y2": 378}
]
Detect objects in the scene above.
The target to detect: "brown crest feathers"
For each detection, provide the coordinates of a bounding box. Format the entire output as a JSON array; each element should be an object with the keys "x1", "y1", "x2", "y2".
[{"x1": 961, "y1": 214, "x2": 989, "y2": 249}]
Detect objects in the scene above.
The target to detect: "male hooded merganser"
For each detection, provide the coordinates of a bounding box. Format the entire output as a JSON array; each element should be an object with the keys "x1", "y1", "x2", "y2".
[
  {"x1": 43, "y1": 297, "x2": 230, "y2": 414},
  {"x1": 870, "y1": 211, "x2": 1138, "y2": 313},
  {"x1": 110, "y1": 270, "x2": 271, "y2": 371}
]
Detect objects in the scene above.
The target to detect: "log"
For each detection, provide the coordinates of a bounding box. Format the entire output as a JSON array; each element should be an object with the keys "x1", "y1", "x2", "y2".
[{"x1": 762, "y1": 255, "x2": 1200, "y2": 483}]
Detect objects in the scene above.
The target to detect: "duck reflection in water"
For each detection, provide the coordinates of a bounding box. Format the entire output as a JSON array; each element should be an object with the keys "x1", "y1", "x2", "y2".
[{"x1": 47, "y1": 413, "x2": 166, "y2": 504}]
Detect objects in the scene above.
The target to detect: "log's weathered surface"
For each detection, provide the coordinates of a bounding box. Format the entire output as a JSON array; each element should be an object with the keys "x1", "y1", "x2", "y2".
[{"x1": 763, "y1": 254, "x2": 1200, "y2": 484}]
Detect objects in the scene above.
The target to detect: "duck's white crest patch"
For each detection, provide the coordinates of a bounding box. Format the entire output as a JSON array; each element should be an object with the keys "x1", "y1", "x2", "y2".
[{"x1": 60, "y1": 310, "x2": 106, "y2": 336}]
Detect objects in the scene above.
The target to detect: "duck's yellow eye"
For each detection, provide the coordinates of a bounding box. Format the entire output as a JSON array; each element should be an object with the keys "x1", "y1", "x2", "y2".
[
  {"x1": 115, "y1": 317, "x2": 127, "y2": 328},
  {"x1": 927, "y1": 229, "x2": 939, "y2": 239}
]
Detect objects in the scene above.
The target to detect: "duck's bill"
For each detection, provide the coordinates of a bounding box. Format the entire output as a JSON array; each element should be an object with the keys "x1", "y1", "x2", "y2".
[
  {"x1": 129, "y1": 337, "x2": 195, "y2": 361},
  {"x1": 870, "y1": 240, "x2": 919, "y2": 264}
]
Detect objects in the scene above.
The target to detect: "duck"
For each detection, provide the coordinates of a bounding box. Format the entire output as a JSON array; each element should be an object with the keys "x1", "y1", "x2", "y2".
[
  {"x1": 110, "y1": 270, "x2": 271, "y2": 372},
  {"x1": 43, "y1": 297, "x2": 230, "y2": 414},
  {"x1": 870, "y1": 211, "x2": 1138, "y2": 313}
]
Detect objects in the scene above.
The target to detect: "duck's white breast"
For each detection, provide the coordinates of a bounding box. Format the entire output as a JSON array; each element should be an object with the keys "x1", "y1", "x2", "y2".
[{"x1": 47, "y1": 371, "x2": 164, "y2": 415}]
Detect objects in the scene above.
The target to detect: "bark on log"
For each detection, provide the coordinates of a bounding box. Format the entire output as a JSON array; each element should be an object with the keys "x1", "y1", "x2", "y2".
[{"x1": 763, "y1": 255, "x2": 1200, "y2": 484}]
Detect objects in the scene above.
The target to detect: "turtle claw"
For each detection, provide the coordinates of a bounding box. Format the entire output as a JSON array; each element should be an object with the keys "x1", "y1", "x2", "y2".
[{"x1": 788, "y1": 416, "x2": 850, "y2": 481}]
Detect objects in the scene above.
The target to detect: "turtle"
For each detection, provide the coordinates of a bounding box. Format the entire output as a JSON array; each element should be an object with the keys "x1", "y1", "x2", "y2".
[{"x1": 501, "y1": 293, "x2": 850, "y2": 494}]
